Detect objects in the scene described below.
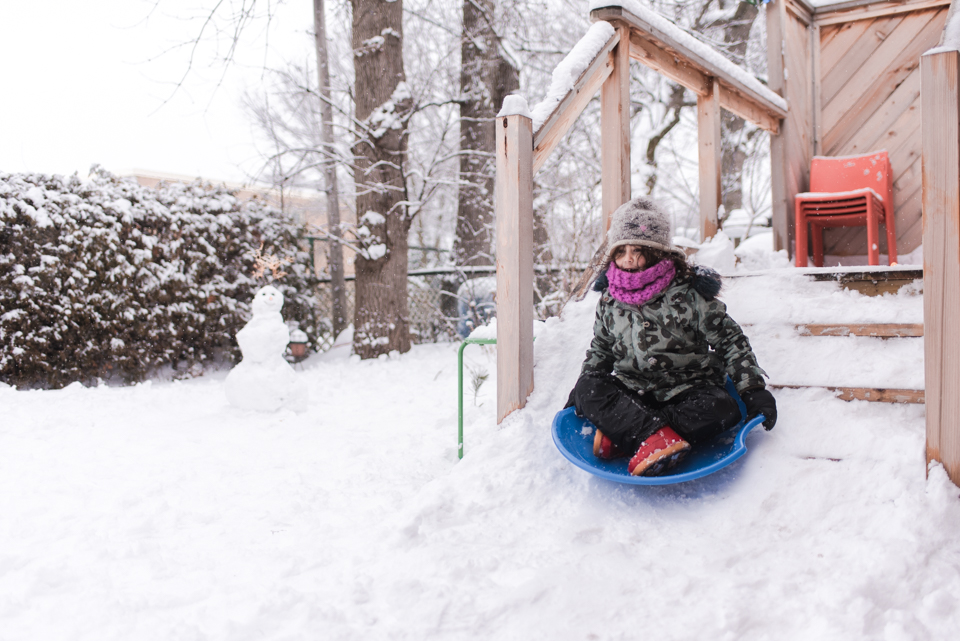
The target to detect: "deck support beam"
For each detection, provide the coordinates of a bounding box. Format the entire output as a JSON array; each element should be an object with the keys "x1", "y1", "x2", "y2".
[
  {"x1": 495, "y1": 113, "x2": 535, "y2": 424},
  {"x1": 697, "y1": 78, "x2": 722, "y2": 241},
  {"x1": 921, "y1": 48, "x2": 960, "y2": 486},
  {"x1": 601, "y1": 25, "x2": 632, "y2": 231}
]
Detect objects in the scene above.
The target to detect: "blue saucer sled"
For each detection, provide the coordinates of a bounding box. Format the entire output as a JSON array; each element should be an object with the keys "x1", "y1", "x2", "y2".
[{"x1": 552, "y1": 379, "x2": 765, "y2": 485}]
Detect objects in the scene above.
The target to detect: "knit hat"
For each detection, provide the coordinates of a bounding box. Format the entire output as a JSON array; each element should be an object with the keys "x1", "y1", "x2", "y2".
[{"x1": 605, "y1": 198, "x2": 684, "y2": 262}]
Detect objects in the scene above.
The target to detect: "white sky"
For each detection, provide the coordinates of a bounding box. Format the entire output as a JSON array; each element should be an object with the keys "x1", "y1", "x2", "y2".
[{"x1": 0, "y1": 0, "x2": 316, "y2": 184}]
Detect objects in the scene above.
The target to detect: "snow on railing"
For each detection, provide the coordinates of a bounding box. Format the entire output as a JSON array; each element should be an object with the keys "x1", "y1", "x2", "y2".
[
  {"x1": 529, "y1": 21, "x2": 616, "y2": 133},
  {"x1": 588, "y1": 0, "x2": 787, "y2": 113}
]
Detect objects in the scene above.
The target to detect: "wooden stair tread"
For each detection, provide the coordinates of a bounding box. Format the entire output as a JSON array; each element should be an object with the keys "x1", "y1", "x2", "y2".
[
  {"x1": 769, "y1": 384, "x2": 924, "y2": 404},
  {"x1": 743, "y1": 323, "x2": 923, "y2": 337},
  {"x1": 796, "y1": 323, "x2": 923, "y2": 337},
  {"x1": 727, "y1": 267, "x2": 922, "y2": 296}
]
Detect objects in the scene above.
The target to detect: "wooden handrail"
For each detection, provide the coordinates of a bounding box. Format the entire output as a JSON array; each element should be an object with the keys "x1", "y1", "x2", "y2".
[
  {"x1": 591, "y1": 5, "x2": 787, "y2": 134},
  {"x1": 532, "y1": 31, "x2": 619, "y2": 174}
]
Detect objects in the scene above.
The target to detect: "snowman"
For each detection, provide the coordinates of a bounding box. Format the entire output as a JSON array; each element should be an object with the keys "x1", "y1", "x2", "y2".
[{"x1": 225, "y1": 285, "x2": 309, "y2": 412}]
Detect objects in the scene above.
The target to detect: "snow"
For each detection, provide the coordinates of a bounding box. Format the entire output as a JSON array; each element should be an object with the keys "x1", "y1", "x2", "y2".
[
  {"x1": 734, "y1": 230, "x2": 792, "y2": 271},
  {"x1": 928, "y1": 0, "x2": 960, "y2": 54},
  {"x1": 529, "y1": 21, "x2": 615, "y2": 132},
  {"x1": 587, "y1": 1, "x2": 788, "y2": 113},
  {"x1": 692, "y1": 229, "x2": 737, "y2": 273},
  {"x1": 797, "y1": 186, "x2": 884, "y2": 202},
  {"x1": 367, "y1": 83, "x2": 411, "y2": 139},
  {"x1": 359, "y1": 211, "x2": 386, "y2": 227},
  {"x1": 391, "y1": 81, "x2": 411, "y2": 103},
  {"x1": 366, "y1": 243, "x2": 387, "y2": 260},
  {"x1": 3, "y1": 259, "x2": 960, "y2": 638},
  {"x1": 497, "y1": 94, "x2": 532, "y2": 119},
  {"x1": 722, "y1": 272, "x2": 925, "y2": 390},
  {"x1": 360, "y1": 35, "x2": 385, "y2": 51},
  {"x1": 468, "y1": 316, "x2": 498, "y2": 340}
]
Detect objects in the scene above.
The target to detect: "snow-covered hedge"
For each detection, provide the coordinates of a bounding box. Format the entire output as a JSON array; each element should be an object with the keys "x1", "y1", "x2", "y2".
[{"x1": 0, "y1": 168, "x2": 321, "y2": 389}]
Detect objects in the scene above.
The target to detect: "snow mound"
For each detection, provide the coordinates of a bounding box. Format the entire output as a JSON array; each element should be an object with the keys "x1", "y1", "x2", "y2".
[{"x1": 1, "y1": 271, "x2": 957, "y2": 639}]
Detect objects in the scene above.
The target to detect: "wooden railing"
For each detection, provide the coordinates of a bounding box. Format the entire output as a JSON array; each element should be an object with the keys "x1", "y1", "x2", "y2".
[{"x1": 493, "y1": 4, "x2": 788, "y2": 422}]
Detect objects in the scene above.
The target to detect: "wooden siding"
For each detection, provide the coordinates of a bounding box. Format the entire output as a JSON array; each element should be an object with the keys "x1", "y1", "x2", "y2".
[{"x1": 816, "y1": 5, "x2": 949, "y2": 258}]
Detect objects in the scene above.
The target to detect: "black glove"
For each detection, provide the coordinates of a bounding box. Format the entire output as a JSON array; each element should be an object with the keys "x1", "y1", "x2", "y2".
[
  {"x1": 564, "y1": 386, "x2": 577, "y2": 410},
  {"x1": 741, "y1": 388, "x2": 777, "y2": 431}
]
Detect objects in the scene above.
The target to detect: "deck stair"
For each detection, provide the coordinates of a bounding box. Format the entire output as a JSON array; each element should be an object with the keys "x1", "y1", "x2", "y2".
[
  {"x1": 795, "y1": 323, "x2": 923, "y2": 338},
  {"x1": 728, "y1": 267, "x2": 924, "y2": 405}
]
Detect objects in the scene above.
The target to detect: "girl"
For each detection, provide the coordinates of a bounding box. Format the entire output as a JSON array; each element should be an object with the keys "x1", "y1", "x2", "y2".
[{"x1": 567, "y1": 198, "x2": 777, "y2": 476}]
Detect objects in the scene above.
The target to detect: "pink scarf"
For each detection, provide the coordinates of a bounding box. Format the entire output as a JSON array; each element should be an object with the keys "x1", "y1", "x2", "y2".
[{"x1": 606, "y1": 260, "x2": 676, "y2": 307}]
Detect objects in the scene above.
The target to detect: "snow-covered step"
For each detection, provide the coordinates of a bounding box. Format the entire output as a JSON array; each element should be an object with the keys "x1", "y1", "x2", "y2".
[
  {"x1": 744, "y1": 322, "x2": 923, "y2": 338},
  {"x1": 803, "y1": 267, "x2": 923, "y2": 297},
  {"x1": 770, "y1": 384, "x2": 924, "y2": 404},
  {"x1": 749, "y1": 331, "x2": 923, "y2": 390},
  {"x1": 753, "y1": 330, "x2": 925, "y2": 404},
  {"x1": 723, "y1": 270, "x2": 925, "y2": 403},
  {"x1": 723, "y1": 271, "x2": 923, "y2": 328},
  {"x1": 795, "y1": 323, "x2": 923, "y2": 338}
]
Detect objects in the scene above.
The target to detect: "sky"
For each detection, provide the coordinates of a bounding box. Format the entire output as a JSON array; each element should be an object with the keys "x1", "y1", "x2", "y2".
[{"x1": 0, "y1": 0, "x2": 317, "y2": 185}]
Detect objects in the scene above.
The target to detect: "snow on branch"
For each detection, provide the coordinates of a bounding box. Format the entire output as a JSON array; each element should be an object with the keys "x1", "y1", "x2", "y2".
[{"x1": 366, "y1": 81, "x2": 412, "y2": 139}]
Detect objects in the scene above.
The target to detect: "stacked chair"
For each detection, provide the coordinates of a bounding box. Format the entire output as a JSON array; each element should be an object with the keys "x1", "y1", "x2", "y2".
[{"x1": 794, "y1": 150, "x2": 896, "y2": 267}]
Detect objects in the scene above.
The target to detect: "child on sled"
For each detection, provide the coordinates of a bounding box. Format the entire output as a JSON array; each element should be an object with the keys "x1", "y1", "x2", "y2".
[{"x1": 566, "y1": 197, "x2": 777, "y2": 477}]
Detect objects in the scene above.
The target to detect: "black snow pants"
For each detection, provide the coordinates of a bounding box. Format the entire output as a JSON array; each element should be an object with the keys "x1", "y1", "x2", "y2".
[{"x1": 567, "y1": 372, "x2": 742, "y2": 453}]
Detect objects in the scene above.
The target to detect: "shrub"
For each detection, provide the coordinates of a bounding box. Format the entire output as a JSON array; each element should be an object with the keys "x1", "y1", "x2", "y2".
[{"x1": 0, "y1": 167, "x2": 321, "y2": 389}]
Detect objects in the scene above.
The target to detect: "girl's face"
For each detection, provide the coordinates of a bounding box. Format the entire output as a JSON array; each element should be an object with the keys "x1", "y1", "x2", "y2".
[{"x1": 614, "y1": 245, "x2": 647, "y2": 272}]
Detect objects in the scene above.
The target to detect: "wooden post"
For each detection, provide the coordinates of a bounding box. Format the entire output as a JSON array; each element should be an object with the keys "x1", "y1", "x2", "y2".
[
  {"x1": 811, "y1": 22, "x2": 822, "y2": 157},
  {"x1": 921, "y1": 49, "x2": 960, "y2": 485},
  {"x1": 697, "y1": 77, "x2": 722, "y2": 241},
  {"x1": 767, "y1": 0, "x2": 789, "y2": 254},
  {"x1": 601, "y1": 25, "x2": 631, "y2": 231},
  {"x1": 495, "y1": 113, "x2": 535, "y2": 423},
  {"x1": 767, "y1": 0, "x2": 812, "y2": 257}
]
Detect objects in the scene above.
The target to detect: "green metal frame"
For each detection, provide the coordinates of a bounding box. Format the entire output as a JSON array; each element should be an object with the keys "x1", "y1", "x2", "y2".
[{"x1": 457, "y1": 337, "x2": 496, "y2": 459}]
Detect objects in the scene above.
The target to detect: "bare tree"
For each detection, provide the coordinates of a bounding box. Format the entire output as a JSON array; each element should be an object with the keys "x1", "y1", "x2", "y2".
[
  {"x1": 314, "y1": 0, "x2": 348, "y2": 337},
  {"x1": 350, "y1": 0, "x2": 413, "y2": 358},
  {"x1": 455, "y1": 0, "x2": 518, "y2": 267}
]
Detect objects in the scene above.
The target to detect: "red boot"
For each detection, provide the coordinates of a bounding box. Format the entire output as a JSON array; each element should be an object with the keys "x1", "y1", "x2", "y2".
[
  {"x1": 593, "y1": 429, "x2": 627, "y2": 460},
  {"x1": 628, "y1": 427, "x2": 691, "y2": 476}
]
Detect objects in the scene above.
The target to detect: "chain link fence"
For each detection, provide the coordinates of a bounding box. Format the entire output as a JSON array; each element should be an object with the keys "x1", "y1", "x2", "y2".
[{"x1": 312, "y1": 267, "x2": 582, "y2": 352}]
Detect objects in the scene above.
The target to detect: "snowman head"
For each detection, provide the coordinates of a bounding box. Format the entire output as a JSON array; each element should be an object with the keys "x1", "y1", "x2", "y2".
[{"x1": 251, "y1": 285, "x2": 284, "y2": 316}]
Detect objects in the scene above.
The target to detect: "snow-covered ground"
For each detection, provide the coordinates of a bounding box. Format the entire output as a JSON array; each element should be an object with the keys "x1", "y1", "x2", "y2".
[{"x1": 2, "y1": 269, "x2": 959, "y2": 640}]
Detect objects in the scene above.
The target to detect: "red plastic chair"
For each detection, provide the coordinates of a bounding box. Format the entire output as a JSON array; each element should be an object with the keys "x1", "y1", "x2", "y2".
[{"x1": 795, "y1": 150, "x2": 896, "y2": 267}]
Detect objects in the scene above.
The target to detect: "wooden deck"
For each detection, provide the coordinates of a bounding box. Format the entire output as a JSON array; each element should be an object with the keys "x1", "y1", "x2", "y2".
[
  {"x1": 775, "y1": 0, "x2": 950, "y2": 260},
  {"x1": 493, "y1": 0, "x2": 960, "y2": 487}
]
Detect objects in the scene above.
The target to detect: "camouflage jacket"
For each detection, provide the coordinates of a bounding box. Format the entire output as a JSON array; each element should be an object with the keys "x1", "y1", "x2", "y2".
[{"x1": 581, "y1": 273, "x2": 767, "y2": 402}]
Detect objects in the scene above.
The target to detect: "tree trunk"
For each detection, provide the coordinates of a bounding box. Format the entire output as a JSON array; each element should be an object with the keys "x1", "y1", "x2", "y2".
[
  {"x1": 718, "y1": 1, "x2": 759, "y2": 214},
  {"x1": 350, "y1": 0, "x2": 411, "y2": 358},
  {"x1": 314, "y1": 0, "x2": 347, "y2": 337},
  {"x1": 455, "y1": 0, "x2": 518, "y2": 267}
]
